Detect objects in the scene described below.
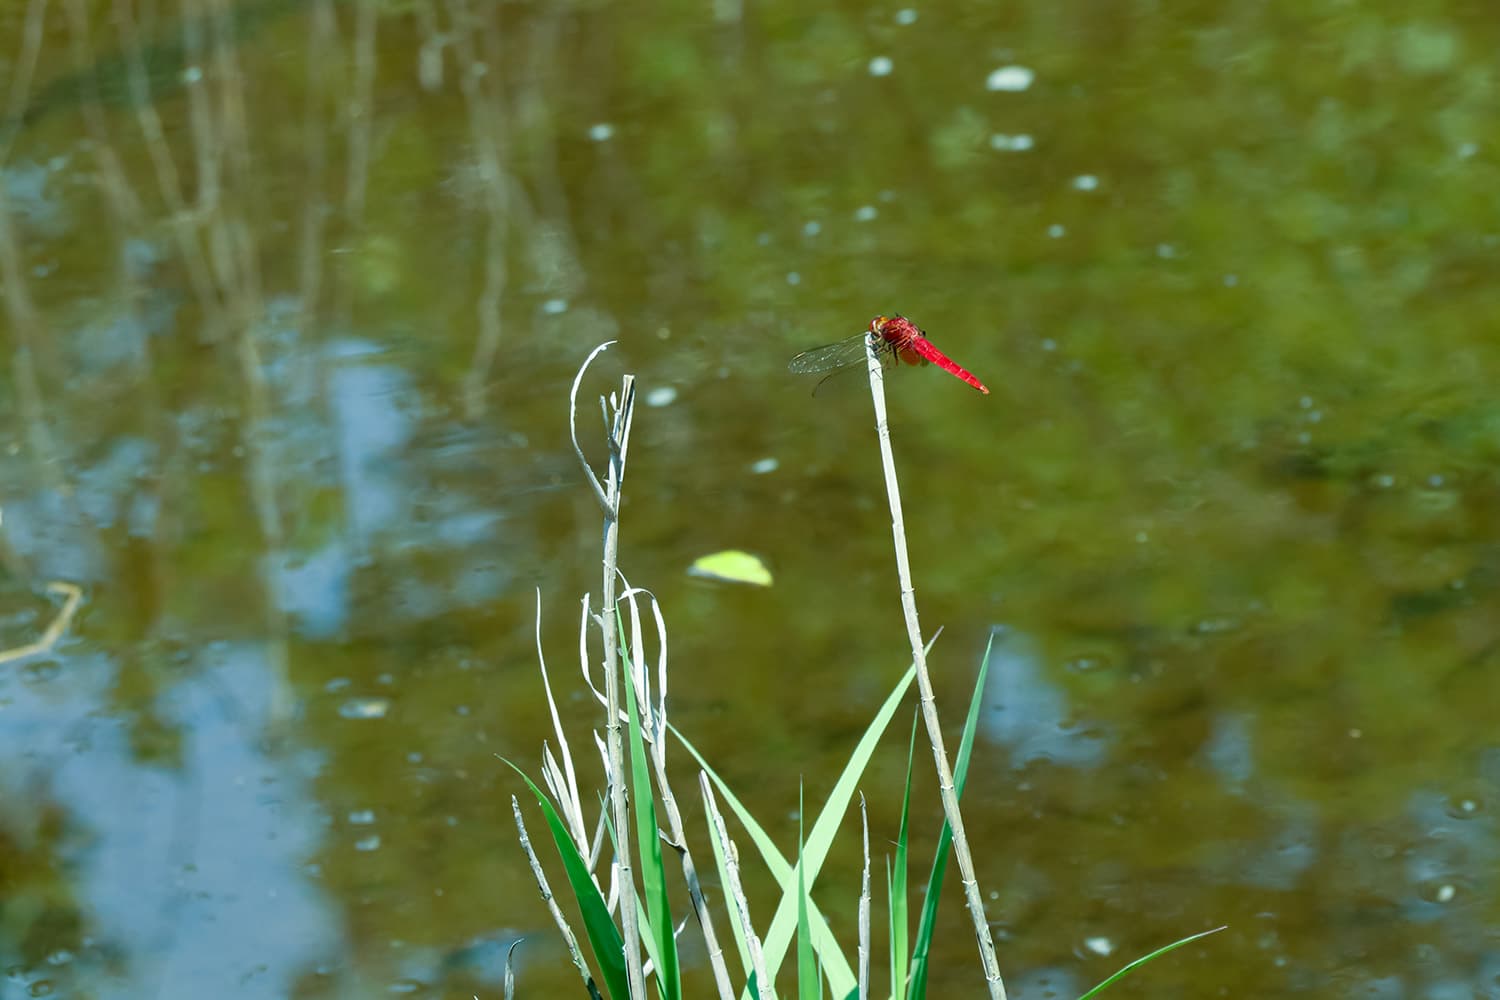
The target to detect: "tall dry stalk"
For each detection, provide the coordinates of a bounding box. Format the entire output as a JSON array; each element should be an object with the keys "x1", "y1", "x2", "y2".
[
  {"x1": 568, "y1": 342, "x2": 648, "y2": 998},
  {"x1": 863, "y1": 342, "x2": 1008, "y2": 1000}
]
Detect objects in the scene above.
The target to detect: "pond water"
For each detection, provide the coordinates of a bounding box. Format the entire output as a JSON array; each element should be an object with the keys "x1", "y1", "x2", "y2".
[{"x1": 3, "y1": 0, "x2": 1500, "y2": 997}]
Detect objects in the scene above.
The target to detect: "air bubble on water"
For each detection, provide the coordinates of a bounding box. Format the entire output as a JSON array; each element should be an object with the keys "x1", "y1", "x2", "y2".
[
  {"x1": 986, "y1": 65, "x2": 1035, "y2": 92},
  {"x1": 1072, "y1": 174, "x2": 1100, "y2": 191},
  {"x1": 339, "y1": 697, "x2": 390, "y2": 720},
  {"x1": 1417, "y1": 879, "x2": 1459, "y2": 904},
  {"x1": 750, "y1": 457, "x2": 779, "y2": 474},
  {"x1": 354, "y1": 834, "x2": 382, "y2": 852},
  {"x1": 541, "y1": 298, "x2": 568, "y2": 315},
  {"x1": 869, "y1": 56, "x2": 894, "y2": 77},
  {"x1": 895, "y1": 8, "x2": 918, "y2": 24},
  {"x1": 1156, "y1": 243, "x2": 1176, "y2": 258},
  {"x1": 1370, "y1": 473, "x2": 1396, "y2": 490},
  {"x1": 1064, "y1": 654, "x2": 1111, "y2": 674},
  {"x1": 1298, "y1": 396, "x2": 1314, "y2": 409},
  {"x1": 181, "y1": 66, "x2": 203, "y2": 84},
  {"x1": 646, "y1": 386, "x2": 677, "y2": 408},
  {"x1": 1224, "y1": 273, "x2": 1239, "y2": 287},
  {"x1": 1428, "y1": 473, "x2": 1445, "y2": 487},
  {"x1": 786, "y1": 271, "x2": 801, "y2": 285},
  {"x1": 1457, "y1": 141, "x2": 1478, "y2": 158},
  {"x1": 349, "y1": 809, "x2": 377, "y2": 825},
  {"x1": 1135, "y1": 531, "x2": 1149, "y2": 543},
  {"x1": 990, "y1": 133, "x2": 1035, "y2": 152},
  {"x1": 1444, "y1": 794, "x2": 1483, "y2": 819},
  {"x1": 1047, "y1": 223, "x2": 1066, "y2": 238},
  {"x1": 854, "y1": 205, "x2": 878, "y2": 222},
  {"x1": 1082, "y1": 936, "x2": 1113, "y2": 956},
  {"x1": 588, "y1": 123, "x2": 615, "y2": 141},
  {"x1": 803, "y1": 220, "x2": 821, "y2": 237},
  {"x1": 1041, "y1": 337, "x2": 1057, "y2": 351}
]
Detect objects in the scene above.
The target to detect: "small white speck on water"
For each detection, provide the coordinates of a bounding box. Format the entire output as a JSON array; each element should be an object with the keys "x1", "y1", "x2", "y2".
[
  {"x1": 1072, "y1": 173, "x2": 1100, "y2": 191},
  {"x1": 989, "y1": 133, "x2": 1035, "y2": 152},
  {"x1": 1457, "y1": 141, "x2": 1478, "y2": 158},
  {"x1": 588, "y1": 122, "x2": 615, "y2": 141},
  {"x1": 181, "y1": 66, "x2": 203, "y2": 84},
  {"x1": 1083, "y1": 936, "x2": 1114, "y2": 957},
  {"x1": 541, "y1": 298, "x2": 568, "y2": 315},
  {"x1": 1135, "y1": 531, "x2": 1149, "y2": 543},
  {"x1": 1041, "y1": 338, "x2": 1057, "y2": 351},
  {"x1": 1047, "y1": 223, "x2": 1066, "y2": 238},
  {"x1": 803, "y1": 220, "x2": 821, "y2": 237},
  {"x1": 869, "y1": 55, "x2": 894, "y2": 77},
  {"x1": 354, "y1": 835, "x2": 381, "y2": 852},
  {"x1": 986, "y1": 65, "x2": 1034, "y2": 92},
  {"x1": 854, "y1": 204, "x2": 878, "y2": 222},
  {"x1": 750, "y1": 457, "x2": 779, "y2": 474},
  {"x1": 786, "y1": 271, "x2": 801, "y2": 285},
  {"x1": 1224, "y1": 273, "x2": 1239, "y2": 287},
  {"x1": 646, "y1": 386, "x2": 678, "y2": 408},
  {"x1": 1156, "y1": 243, "x2": 1176, "y2": 258},
  {"x1": 895, "y1": 7, "x2": 918, "y2": 24},
  {"x1": 338, "y1": 697, "x2": 389, "y2": 720},
  {"x1": 349, "y1": 809, "x2": 377, "y2": 825}
]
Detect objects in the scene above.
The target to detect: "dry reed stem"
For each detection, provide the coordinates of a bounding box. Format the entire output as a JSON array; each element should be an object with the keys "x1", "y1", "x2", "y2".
[
  {"x1": 858, "y1": 793, "x2": 871, "y2": 1000},
  {"x1": 568, "y1": 343, "x2": 647, "y2": 998},
  {"x1": 702, "y1": 774, "x2": 773, "y2": 1000},
  {"x1": 512, "y1": 796, "x2": 605, "y2": 1000},
  {"x1": 863, "y1": 343, "x2": 1007, "y2": 1000},
  {"x1": 617, "y1": 585, "x2": 736, "y2": 1000}
]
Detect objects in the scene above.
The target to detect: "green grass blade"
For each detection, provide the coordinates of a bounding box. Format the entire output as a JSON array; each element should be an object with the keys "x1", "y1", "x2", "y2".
[
  {"x1": 907, "y1": 632, "x2": 994, "y2": 1000},
  {"x1": 1075, "y1": 926, "x2": 1226, "y2": 999},
  {"x1": 796, "y1": 789, "x2": 819, "y2": 1000},
  {"x1": 889, "y1": 714, "x2": 917, "y2": 999},
  {"x1": 672, "y1": 662, "x2": 917, "y2": 996},
  {"x1": 624, "y1": 660, "x2": 680, "y2": 1000},
  {"x1": 501, "y1": 758, "x2": 629, "y2": 1000}
]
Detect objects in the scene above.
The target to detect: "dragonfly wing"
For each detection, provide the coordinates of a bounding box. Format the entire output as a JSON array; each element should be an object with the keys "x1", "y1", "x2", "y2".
[{"x1": 787, "y1": 333, "x2": 878, "y2": 374}]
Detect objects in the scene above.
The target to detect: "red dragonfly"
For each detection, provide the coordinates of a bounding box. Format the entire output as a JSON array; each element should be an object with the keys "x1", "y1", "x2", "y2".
[{"x1": 787, "y1": 315, "x2": 990, "y2": 395}]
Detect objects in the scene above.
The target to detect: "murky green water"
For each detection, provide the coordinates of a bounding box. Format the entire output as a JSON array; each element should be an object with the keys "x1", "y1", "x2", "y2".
[{"x1": 3, "y1": 0, "x2": 1500, "y2": 996}]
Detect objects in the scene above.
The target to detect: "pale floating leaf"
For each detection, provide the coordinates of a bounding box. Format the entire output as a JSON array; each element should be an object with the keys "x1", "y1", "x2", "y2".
[{"x1": 687, "y1": 550, "x2": 772, "y2": 587}]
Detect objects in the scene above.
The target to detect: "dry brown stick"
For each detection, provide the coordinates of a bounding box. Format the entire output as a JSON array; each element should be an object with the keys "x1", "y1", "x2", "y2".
[
  {"x1": 0, "y1": 582, "x2": 83, "y2": 665},
  {"x1": 863, "y1": 342, "x2": 1007, "y2": 1000}
]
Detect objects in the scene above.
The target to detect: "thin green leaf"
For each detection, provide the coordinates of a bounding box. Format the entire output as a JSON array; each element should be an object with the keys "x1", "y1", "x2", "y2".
[
  {"x1": 501, "y1": 759, "x2": 629, "y2": 1000},
  {"x1": 625, "y1": 657, "x2": 680, "y2": 1000},
  {"x1": 797, "y1": 788, "x2": 819, "y2": 1000},
  {"x1": 908, "y1": 633, "x2": 994, "y2": 1000},
  {"x1": 673, "y1": 662, "x2": 917, "y2": 997},
  {"x1": 1076, "y1": 926, "x2": 1226, "y2": 999},
  {"x1": 889, "y1": 714, "x2": 917, "y2": 999}
]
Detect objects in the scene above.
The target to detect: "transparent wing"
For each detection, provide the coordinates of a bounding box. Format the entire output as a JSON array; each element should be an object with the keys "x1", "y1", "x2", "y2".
[{"x1": 787, "y1": 333, "x2": 889, "y2": 375}]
